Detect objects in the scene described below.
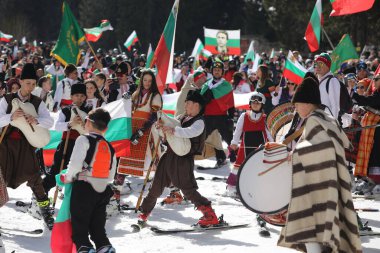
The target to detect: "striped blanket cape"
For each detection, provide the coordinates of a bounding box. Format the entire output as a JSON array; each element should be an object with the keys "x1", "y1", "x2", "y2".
[{"x1": 278, "y1": 109, "x2": 362, "y2": 253}]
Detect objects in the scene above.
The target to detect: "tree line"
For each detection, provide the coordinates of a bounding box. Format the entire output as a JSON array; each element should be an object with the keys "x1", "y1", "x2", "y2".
[{"x1": 0, "y1": 0, "x2": 379, "y2": 55}]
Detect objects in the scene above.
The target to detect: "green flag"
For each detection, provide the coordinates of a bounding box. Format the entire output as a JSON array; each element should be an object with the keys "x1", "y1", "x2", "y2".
[
  {"x1": 51, "y1": 2, "x2": 85, "y2": 66},
  {"x1": 331, "y1": 34, "x2": 359, "y2": 73}
]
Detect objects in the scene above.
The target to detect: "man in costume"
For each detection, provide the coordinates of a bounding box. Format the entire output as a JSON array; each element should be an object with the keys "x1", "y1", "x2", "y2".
[
  {"x1": 201, "y1": 61, "x2": 235, "y2": 167},
  {"x1": 137, "y1": 91, "x2": 219, "y2": 227},
  {"x1": 278, "y1": 77, "x2": 362, "y2": 253},
  {"x1": 0, "y1": 63, "x2": 54, "y2": 229}
]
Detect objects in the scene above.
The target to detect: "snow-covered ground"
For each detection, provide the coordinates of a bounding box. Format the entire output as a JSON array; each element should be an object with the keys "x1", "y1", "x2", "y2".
[{"x1": 1, "y1": 158, "x2": 380, "y2": 253}]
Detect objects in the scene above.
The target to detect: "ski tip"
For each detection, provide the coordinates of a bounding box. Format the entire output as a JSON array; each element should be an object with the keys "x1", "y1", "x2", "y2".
[
  {"x1": 33, "y1": 229, "x2": 44, "y2": 234},
  {"x1": 130, "y1": 224, "x2": 141, "y2": 233}
]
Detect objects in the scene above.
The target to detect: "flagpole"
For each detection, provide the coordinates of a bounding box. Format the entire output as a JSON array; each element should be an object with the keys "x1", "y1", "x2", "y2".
[
  {"x1": 84, "y1": 37, "x2": 101, "y2": 66},
  {"x1": 322, "y1": 27, "x2": 335, "y2": 50}
]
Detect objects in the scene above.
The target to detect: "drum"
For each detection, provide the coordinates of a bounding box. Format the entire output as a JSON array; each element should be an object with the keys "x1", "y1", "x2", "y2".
[
  {"x1": 266, "y1": 102, "x2": 295, "y2": 142},
  {"x1": 237, "y1": 143, "x2": 291, "y2": 226}
]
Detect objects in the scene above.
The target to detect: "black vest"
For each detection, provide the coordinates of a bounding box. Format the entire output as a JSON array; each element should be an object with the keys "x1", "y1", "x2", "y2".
[
  {"x1": 61, "y1": 103, "x2": 93, "y2": 122},
  {"x1": 180, "y1": 115, "x2": 206, "y2": 156}
]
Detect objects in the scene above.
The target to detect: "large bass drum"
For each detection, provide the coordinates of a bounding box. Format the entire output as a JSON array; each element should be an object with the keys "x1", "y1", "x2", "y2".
[{"x1": 237, "y1": 143, "x2": 291, "y2": 226}]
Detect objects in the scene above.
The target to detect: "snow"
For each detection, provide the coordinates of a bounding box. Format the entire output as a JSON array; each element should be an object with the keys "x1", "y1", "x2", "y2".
[{"x1": 1, "y1": 158, "x2": 380, "y2": 253}]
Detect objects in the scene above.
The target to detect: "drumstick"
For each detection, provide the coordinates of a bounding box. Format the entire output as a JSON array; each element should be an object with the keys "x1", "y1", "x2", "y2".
[{"x1": 258, "y1": 158, "x2": 288, "y2": 176}]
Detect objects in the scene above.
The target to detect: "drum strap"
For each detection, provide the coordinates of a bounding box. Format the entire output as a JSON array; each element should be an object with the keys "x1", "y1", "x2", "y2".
[{"x1": 282, "y1": 126, "x2": 304, "y2": 146}]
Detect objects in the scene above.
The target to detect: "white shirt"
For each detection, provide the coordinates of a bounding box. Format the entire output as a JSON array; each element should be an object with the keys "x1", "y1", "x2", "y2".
[
  {"x1": 231, "y1": 111, "x2": 273, "y2": 146},
  {"x1": 65, "y1": 133, "x2": 117, "y2": 193},
  {"x1": 318, "y1": 71, "x2": 340, "y2": 118},
  {"x1": 53, "y1": 77, "x2": 78, "y2": 107},
  {"x1": 174, "y1": 117, "x2": 205, "y2": 138},
  {"x1": 0, "y1": 91, "x2": 53, "y2": 129}
]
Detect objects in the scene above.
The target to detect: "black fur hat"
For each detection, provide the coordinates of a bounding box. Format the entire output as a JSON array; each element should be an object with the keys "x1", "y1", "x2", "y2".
[
  {"x1": 292, "y1": 77, "x2": 321, "y2": 105},
  {"x1": 20, "y1": 63, "x2": 37, "y2": 80},
  {"x1": 71, "y1": 83, "x2": 86, "y2": 96}
]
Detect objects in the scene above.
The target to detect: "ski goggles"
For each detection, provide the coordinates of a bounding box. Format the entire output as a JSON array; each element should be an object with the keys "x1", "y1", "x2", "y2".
[{"x1": 250, "y1": 96, "x2": 264, "y2": 104}]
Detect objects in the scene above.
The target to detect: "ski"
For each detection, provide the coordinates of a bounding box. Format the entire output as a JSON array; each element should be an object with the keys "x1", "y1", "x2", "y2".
[
  {"x1": 0, "y1": 226, "x2": 43, "y2": 235},
  {"x1": 355, "y1": 208, "x2": 379, "y2": 212},
  {"x1": 352, "y1": 194, "x2": 379, "y2": 200},
  {"x1": 195, "y1": 176, "x2": 227, "y2": 182},
  {"x1": 196, "y1": 166, "x2": 220, "y2": 171},
  {"x1": 150, "y1": 223, "x2": 249, "y2": 235},
  {"x1": 360, "y1": 231, "x2": 380, "y2": 236}
]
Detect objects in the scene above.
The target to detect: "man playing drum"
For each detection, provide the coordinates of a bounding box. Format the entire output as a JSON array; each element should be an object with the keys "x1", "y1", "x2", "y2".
[
  {"x1": 137, "y1": 91, "x2": 220, "y2": 227},
  {"x1": 278, "y1": 77, "x2": 362, "y2": 253},
  {"x1": 0, "y1": 63, "x2": 55, "y2": 229}
]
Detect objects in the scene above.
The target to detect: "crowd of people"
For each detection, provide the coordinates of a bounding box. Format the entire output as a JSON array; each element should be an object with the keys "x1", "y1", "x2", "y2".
[{"x1": 0, "y1": 38, "x2": 379, "y2": 253}]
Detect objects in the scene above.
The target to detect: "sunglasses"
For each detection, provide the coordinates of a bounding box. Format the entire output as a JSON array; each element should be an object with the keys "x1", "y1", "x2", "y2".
[
  {"x1": 287, "y1": 82, "x2": 295, "y2": 86},
  {"x1": 357, "y1": 86, "x2": 365, "y2": 90},
  {"x1": 374, "y1": 77, "x2": 380, "y2": 82}
]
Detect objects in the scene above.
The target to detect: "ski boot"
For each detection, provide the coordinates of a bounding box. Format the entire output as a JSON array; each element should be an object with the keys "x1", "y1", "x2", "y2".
[
  {"x1": 256, "y1": 215, "x2": 270, "y2": 237},
  {"x1": 77, "y1": 246, "x2": 96, "y2": 253},
  {"x1": 196, "y1": 205, "x2": 219, "y2": 227},
  {"x1": 96, "y1": 245, "x2": 116, "y2": 253},
  {"x1": 161, "y1": 189, "x2": 185, "y2": 205},
  {"x1": 357, "y1": 214, "x2": 373, "y2": 236},
  {"x1": 37, "y1": 197, "x2": 55, "y2": 230},
  {"x1": 131, "y1": 211, "x2": 150, "y2": 232}
]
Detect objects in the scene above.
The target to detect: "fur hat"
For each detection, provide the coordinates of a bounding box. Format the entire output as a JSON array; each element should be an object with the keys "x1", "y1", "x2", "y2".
[
  {"x1": 71, "y1": 83, "x2": 86, "y2": 96},
  {"x1": 20, "y1": 63, "x2": 37, "y2": 80},
  {"x1": 315, "y1": 53, "x2": 331, "y2": 69},
  {"x1": 116, "y1": 61, "x2": 132, "y2": 76},
  {"x1": 185, "y1": 90, "x2": 205, "y2": 108},
  {"x1": 292, "y1": 77, "x2": 321, "y2": 105}
]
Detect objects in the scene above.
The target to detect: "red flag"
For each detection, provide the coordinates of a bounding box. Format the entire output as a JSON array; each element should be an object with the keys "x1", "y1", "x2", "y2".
[{"x1": 330, "y1": 0, "x2": 375, "y2": 16}]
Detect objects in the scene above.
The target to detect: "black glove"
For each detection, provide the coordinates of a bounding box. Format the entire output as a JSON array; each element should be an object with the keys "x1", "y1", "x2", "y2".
[
  {"x1": 130, "y1": 128, "x2": 144, "y2": 145},
  {"x1": 227, "y1": 118, "x2": 234, "y2": 132},
  {"x1": 227, "y1": 107, "x2": 235, "y2": 119}
]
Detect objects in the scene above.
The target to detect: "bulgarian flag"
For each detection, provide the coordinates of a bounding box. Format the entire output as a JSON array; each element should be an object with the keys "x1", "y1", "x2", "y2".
[
  {"x1": 124, "y1": 30, "x2": 139, "y2": 51},
  {"x1": 200, "y1": 78, "x2": 234, "y2": 115},
  {"x1": 154, "y1": 0, "x2": 180, "y2": 94},
  {"x1": 283, "y1": 51, "x2": 307, "y2": 85},
  {"x1": 200, "y1": 49, "x2": 212, "y2": 61},
  {"x1": 269, "y1": 48, "x2": 275, "y2": 59},
  {"x1": 43, "y1": 99, "x2": 132, "y2": 167},
  {"x1": 84, "y1": 20, "x2": 113, "y2": 42},
  {"x1": 191, "y1": 38, "x2": 204, "y2": 69},
  {"x1": 191, "y1": 38, "x2": 204, "y2": 58},
  {"x1": 51, "y1": 170, "x2": 75, "y2": 253},
  {"x1": 162, "y1": 91, "x2": 254, "y2": 116},
  {"x1": 146, "y1": 43, "x2": 154, "y2": 68},
  {"x1": 244, "y1": 41, "x2": 255, "y2": 64},
  {"x1": 204, "y1": 28, "x2": 240, "y2": 55},
  {"x1": 0, "y1": 31, "x2": 13, "y2": 42},
  {"x1": 305, "y1": 0, "x2": 322, "y2": 52},
  {"x1": 330, "y1": 0, "x2": 375, "y2": 16}
]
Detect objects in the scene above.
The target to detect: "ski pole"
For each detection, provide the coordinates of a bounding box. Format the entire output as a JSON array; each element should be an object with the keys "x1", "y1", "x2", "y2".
[{"x1": 52, "y1": 129, "x2": 71, "y2": 208}]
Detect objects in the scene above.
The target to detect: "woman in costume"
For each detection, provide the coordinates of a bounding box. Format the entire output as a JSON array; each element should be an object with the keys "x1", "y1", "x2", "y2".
[
  {"x1": 85, "y1": 79, "x2": 106, "y2": 108},
  {"x1": 255, "y1": 65, "x2": 275, "y2": 114},
  {"x1": 112, "y1": 69, "x2": 162, "y2": 207}
]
